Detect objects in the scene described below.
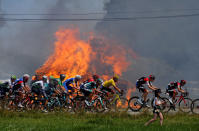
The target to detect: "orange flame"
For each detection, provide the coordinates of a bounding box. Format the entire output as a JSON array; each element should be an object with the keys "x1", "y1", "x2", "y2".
[
  {"x1": 36, "y1": 27, "x2": 135, "y2": 79},
  {"x1": 126, "y1": 87, "x2": 136, "y2": 100},
  {"x1": 36, "y1": 28, "x2": 92, "y2": 78}
]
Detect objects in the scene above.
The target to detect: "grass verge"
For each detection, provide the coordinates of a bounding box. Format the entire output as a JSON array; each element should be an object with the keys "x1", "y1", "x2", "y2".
[{"x1": 0, "y1": 110, "x2": 198, "y2": 131}]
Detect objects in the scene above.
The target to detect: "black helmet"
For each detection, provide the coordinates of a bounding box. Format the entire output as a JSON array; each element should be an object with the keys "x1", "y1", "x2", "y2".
[
  {"x1": 60, "y1": 74, "x2": 66, "y2": 81},
  {"x1": 180, "y1": 80, "x2": 186, "y2": 86},
  {"x1": 149, "y1": 75, "x2": 155, "y2": 80}
]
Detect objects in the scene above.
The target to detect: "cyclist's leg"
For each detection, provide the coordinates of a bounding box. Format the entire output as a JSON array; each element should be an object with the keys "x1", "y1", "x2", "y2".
[
  {"x1": 142, "y1": 88, "x2": 148, "y2": 102},
  {"x1": 172, "y1": 90, "x2": 178, "y2": 101}
]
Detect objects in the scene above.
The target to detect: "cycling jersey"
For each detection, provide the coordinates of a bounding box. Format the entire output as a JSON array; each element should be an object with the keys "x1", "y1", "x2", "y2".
[
  {"x1": 81, "y1": 82, "x2": 97, "y2": 92},
  {"x1": 102, "y1": 79, "x2": 116, "y2": 88},
  {"x1": 136, "y1": 77, "x2": 152, "y2": 93},
  {"x1": 8, "y1": 80, "x2": 16, "y2": 88},
  {"x1": 56, "y1": 78, "x2": 63, "y2": 86},
  {"x1": 167, "y1": 82, "x2": 181, "y2": 91},
  {"x1": 167, "y1": 81, "x2": 181, "y2": 97},
  {"x1": 12, "y1": 78, "x2": 25, "y2": 91},
  {"x1": 31, "y1": 81, "x2": 47, "y2": 96},
  {"x1": 45, "y1": 82, "x2": 56, "y2": 96},
  {"x1": 136, "y1": 77, "x2": 152, "y2": 87},
  {"x1": 63, "y1": 78, "x2": 76, "y2": 92},
  {"x1": 80, "y1": 82, "x2": 97, "y2": 97}
]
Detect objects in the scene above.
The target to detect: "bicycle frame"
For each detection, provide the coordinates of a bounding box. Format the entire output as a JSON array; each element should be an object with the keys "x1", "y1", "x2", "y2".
[
  {"x1": 109, "y1": 93, "x2": 121, "y2": 105},
  {"x1": 175, "y1": 94, "x2": 187, "y2": 105}
]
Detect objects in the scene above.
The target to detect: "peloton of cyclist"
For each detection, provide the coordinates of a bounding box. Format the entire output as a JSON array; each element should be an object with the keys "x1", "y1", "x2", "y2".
[
  {"x1": 166, "y1": 80, "x2": 186, "y2": 105},
  {"x1": 136, "y1": 75, "x2": 158, "y2": 107}
]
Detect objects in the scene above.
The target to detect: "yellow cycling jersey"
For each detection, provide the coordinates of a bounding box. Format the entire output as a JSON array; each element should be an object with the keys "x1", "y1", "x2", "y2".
[{"x1": 102, "y1": 79, "x2": 116, "y2": 88}]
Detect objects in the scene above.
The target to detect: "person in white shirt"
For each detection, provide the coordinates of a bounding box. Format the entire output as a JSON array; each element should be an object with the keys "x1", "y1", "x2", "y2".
[{"x1": 145, "y1": 89, "x2": 164, "y2": 126}]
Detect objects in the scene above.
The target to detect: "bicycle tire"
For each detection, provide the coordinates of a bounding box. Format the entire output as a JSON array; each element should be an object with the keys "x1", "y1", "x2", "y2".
[
  {"x1": 179, "y1": 98, "x2": 192, "y2": 113},
  {"x1": 191, "y1": 99, "x2": 199, "y2": 114},
  {"x1": 128, "y1": 96, "x2": 143, "y2": 112},
  {"x1": 115, "y1": 97, "x2": 129, "y2": 112}
]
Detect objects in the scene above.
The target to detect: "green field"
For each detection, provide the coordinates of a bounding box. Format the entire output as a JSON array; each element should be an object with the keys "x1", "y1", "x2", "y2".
[{"x1": 0, "y1": 110, "x2": 198, "y2": 131}]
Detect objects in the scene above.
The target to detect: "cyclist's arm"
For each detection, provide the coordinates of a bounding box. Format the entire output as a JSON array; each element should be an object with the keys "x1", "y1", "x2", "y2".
[
  {"x1": 177, "y1": 85, "x2": 185, "y2": 93},
  {"x1": 73, "y1": 82, "x2": 79, "y2": 90},
  {"x1": 113, "y1": 85, "x2": 121, "y2": 93},
  {"x1": 23, "y1": 84, "x2": 30, "y2": 92},
  {"x1": 147, "y1": 82, "x2": 158, "y2": 90}
]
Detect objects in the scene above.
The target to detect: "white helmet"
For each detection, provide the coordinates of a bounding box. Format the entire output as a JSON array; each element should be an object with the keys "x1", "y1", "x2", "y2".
[
  {"x1": 42, "y1": 75, "x2": 48, "y2": 80},
  {"x1": 75, "y1": 75, "x2": 81, "y2": 80},
  {"x1": 23, "y1": 74, "x2": 30, "y2": 78}
]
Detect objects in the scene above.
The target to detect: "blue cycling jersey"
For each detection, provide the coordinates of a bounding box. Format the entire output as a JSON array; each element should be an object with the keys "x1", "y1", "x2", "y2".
[{"x1": 63, "y1": 78, "x2": 76, "y2": 92}]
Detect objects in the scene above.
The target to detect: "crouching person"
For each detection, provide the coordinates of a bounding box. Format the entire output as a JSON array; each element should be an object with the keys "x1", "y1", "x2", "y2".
[{"x1": 145, "y1": 89, "x2": 164, "y2": 126}]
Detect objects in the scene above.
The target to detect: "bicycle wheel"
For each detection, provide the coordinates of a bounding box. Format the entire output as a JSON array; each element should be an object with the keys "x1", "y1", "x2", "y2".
[
  {"x1": 128, "y1": 96, "x2": 142, "y2": 112},
  {"x1": 179, "y1": 98, "x2": 192, "y2": 113},
  {"x1": 191, "y1": 99, "x2": 199, "y2": 114},
  {"x1": 94, "y1": 99, "x2": 106, "y2": 113},
  {"x1": 115, "y1": 98, "x2": 129, "y2": 112},
  {"x1": 72, "y1": 98, "x2": 85, "y2": 113}
]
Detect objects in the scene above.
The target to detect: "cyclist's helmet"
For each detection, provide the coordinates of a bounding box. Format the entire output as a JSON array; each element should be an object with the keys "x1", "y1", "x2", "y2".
[
  {"x1": 23, "y1": 74, "x2": 30, "y2": 82},
  {"x1": 60, "y1": 74, "x2": 66, "y2": 81},
  {"x1": 93, "y1": 74, "x2": 99, "y2": 80},
  {"x1": 11, "y1": 75, "x2": 16, "y2": 80},
  {"x1": 113, "y1": 75, "x2": 119, "y2": 81},
  {"x1": 75, "y1": 75, "x2": 82, "y2": 81},
  {"x1": 42, "y1": 75, "x2": 48, "y2": 81},
  {"x1": 180, "y1": 80, "x2": 186, "y2": 86},
  {"x1": 149, "y1": 75, "x2": 155, "y2": 81}
]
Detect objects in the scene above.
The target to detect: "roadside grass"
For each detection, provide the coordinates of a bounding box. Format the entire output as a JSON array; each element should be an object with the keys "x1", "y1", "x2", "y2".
[{"x1": 0, "y1": 110, "x2": 198, "y2": 131}]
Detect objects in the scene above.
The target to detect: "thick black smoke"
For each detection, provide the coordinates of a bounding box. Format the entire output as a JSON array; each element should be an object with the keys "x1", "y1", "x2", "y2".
[{"x1": 95, "y1": 0, "x2": 199, "y2": 97}]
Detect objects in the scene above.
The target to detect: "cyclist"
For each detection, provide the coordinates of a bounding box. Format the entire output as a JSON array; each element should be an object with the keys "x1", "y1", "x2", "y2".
[
  {"x1": 31, "y1": 76, "x2": 48, "y2": 98},
  {"x1": 145, "y1": 89, "x2": 164, "y2": 126},
  {"x1": 9, "y1": 75, "x2": 17, "y2": 89},
  {"x1": 80, "y1": 78, "x2": 103, "y2": 105},
  {"x1": 136, "y1": 75, "x2": 158, "y2": 107},
  {"x1": 84, "y1": 74, "x2": 100, "y2": 83},
  {"x1": 63, "y1": 75, "x2": 82, "y2": 93},
  {"x1": 30, "y1": 74, "x2": 39, "y2": 87},
  {"x1": 45, "y1": 76, "x2": 55, "y2": 97},
  {"x1": 100, "y1": 75, "x2": 122, "y2": 95},
  {"x1": 12, "y1": 74, "x2": 30, "y2": 107},
  {"x1": 0, "y1": 81, "x2": 10, "y2": 97},
  {"x1": 56, "y1": 74, "x2": 66, "y2": 93},
  {"x1": 166, "y1": 80, "x2": 186, "y2": 105}
]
